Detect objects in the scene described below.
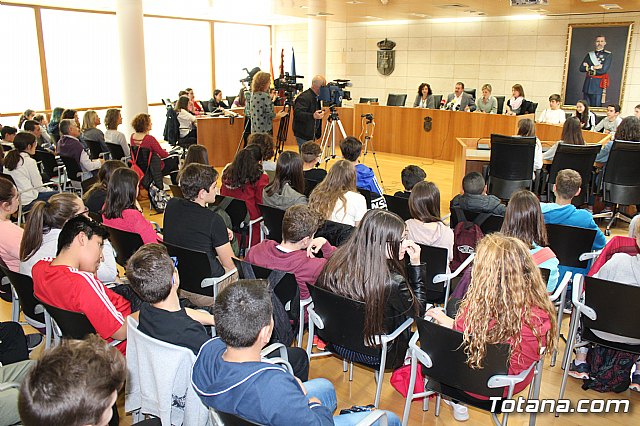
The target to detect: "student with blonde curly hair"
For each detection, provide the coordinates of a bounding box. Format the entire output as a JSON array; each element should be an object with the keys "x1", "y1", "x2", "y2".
[{"x1": 427, "y1": 233, "x2": 556, "y2": 421}]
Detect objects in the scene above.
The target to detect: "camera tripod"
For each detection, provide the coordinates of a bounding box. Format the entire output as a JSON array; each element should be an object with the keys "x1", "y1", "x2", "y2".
[
  {"x1": 319, "y1": 107, "x2": 347, "y2": 166},
  {"x1": 359, "y1": 114, "x2": 385, "y2": 192}
]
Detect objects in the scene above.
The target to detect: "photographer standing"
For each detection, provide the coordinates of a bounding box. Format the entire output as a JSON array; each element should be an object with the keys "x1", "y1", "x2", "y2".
[
  {"x1": 250, "y1": 72, "x2": 287, "y2": 135},
  {"x1": 293, "y1": 75, "x2": 326, "y2": 151}
]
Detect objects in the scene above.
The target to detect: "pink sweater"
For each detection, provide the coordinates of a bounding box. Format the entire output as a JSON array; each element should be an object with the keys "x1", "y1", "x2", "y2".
[
  {"x1": 245, "y1": 239, "x2": 336, "y2": 300},
  {"x1": 0, "y1": 220, "x2": 23, "y2": 272},
  {"x1": 102, "y1": 209, "x2": 159, "y2": 244}
]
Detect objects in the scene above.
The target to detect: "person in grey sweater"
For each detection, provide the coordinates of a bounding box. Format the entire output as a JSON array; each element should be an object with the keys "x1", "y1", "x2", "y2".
[
  {"x1": 412, "y1": 83, "x2": 436, "y2": 109},
  {"x1": 450, "y1": 172, "x2": 506, "y2": 216},
  {"x1": 262, "y1": 151, "x2": 307, "y2": 210}
]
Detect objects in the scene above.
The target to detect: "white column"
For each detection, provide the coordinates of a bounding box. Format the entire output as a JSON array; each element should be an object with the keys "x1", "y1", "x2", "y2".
[
  {"x1": 115, "y1": 0, "x2": 148, "y2": 136},
  {"x1": 307, "y1": 17, "x2": 327, "y2": 85}
]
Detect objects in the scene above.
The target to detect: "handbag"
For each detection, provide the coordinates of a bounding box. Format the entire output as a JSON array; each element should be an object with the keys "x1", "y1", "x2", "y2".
[
  {"x1": 390, "y1": 362, "x2": 426, "y2": 399},
  {"x1": 129, "y1": 145, "x2": 147, "y2": 183}
]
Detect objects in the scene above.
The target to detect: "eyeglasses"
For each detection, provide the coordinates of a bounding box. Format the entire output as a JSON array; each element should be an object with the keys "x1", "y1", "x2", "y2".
[
  {"x1": 170, "y1": 256, "x2": 179, "y2": 268},
  {"x1": 77, "y1": 207, "x2": 89, "y2": 217}
]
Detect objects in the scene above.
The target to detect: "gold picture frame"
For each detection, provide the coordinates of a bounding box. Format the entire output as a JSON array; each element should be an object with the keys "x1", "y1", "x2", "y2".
[{"x1": 561, "y1": 22, "x2": 634, "y2": 112}]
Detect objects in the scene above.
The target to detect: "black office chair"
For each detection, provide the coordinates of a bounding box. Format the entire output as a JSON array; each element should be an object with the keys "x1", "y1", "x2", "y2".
[
  {"x1": 0, "y1": 262, "x2": 46, "y2": 335},
  {"x1": 59, "y1": 155, "x2": 85, "y2": 188},
  {"x1": 594, "y1": 141, "x2": 640, "y2": 235},
  {"x1": 169, "y1": 184, "x2": 183, "y2": 198},
  {"x1": 212, "y1": 195, "x2": 253, "y2": 254},
  {"x1": 106, "y1": 142, "x2": 128, "y2": 161},
  {"x1": 258, "y1": 204, "x2": 285, "y2": 242},
  {"x1": 546, "y1": 224, "x2": 597, "y2": 271},
  {"x1": 487, "y1": 134, "x2": 536, "y2": 200},
  {"x1": 81, "y1": 176, "x2": 97, "y2": 194},
  {"x1": 384, "y1": 194, "x2": 411, "y2": 221},
  {"x1": 315, "y1": 219, "x2": 354, "y2": 247},
  {"x1": 209, "y1": 409, "x2": 259, "y2": 426},
  {"x1": 359, "y1": 97, "x2": 379, "y2": 104},
  {"x1": 357, "y1": 187, "x2": 372, "y2": 209},
  {"x1": 39, "y1": 301, "x2": 98, "y2": 341},
  {"x1": 306, "y1": 285, "x2": 414, "y2": 407},
  {"x1": 449, "y1": 207, "x2": 504, "y2": 235},
  {"x1": 432, "y1": 94, "x2": 443, "y2": 108},
  {"x1": 543, "y1": 143, "x2": 601, "y2": 205},
  {"x1": 559, "y1": 275, "x2": 640, "y2": 411},
  {"x1": 226, "y1": 96, "x2": 236, "y2": 107},
  {"x1": 164, "y1": 242, "x2": 234, "y2": 301},
  {"x1": 463, "y1": 88, "x2": 476, "y2": 100},
  {"x1": 417, "y1": 244, "x2": 451, "y2": 304},
  {"x1": 104, "y1": 225, "x2": 144, "y2": 267},
  {"x1": 33, "y1": 149, "x2": 66, "y2": 186},
  {"x1": 85, "y1": 139, "x2": 109, "y2": 160},
  {"x1": 594, "y1": 114, "x2": 606, "y2": 127},
  {"x1": 495, "y1": 95, "x2": 505, "y2": 114},
  {"x1": 402, "y1": 318, "x2": 544, "y2": 426},
  {"x1": 304, "y1": 178, "x2": 321, "y2": 197},
  {"x1": 132, "y1": 419, "x2": 162, "y2": 426}
]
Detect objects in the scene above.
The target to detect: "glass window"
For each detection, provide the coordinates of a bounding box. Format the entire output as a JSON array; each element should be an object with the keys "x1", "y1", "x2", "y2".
[
  {"x1": 41, "y1": 9, "x2": 121, "y2": 109},
  {"x1": 214, "y1": 23, "x2": 270, "y2": 99},
  {"x1": 0, "y1": 6, "x2": 45, "y2": 113},
  {"x1": 144, "y1": 17, "x2": 212, "y2": 104}
]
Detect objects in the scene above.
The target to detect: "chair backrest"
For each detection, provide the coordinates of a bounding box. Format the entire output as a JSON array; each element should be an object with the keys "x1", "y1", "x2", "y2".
[
  {"x1": 387, "y1": 93, "x2": 407, "y2": 107},
  {"x1": 594, "y1": 114, "x2": 606, "y2": 127},
  {"x1": 582, "y1": 276, "x2": 640, "y2": 340},
  {"x1": 359, "y1": 97, "x2": 379, "y2": 104},
  {"x1": 33, "y1": 150, "x2": 60, "y2": 177},
  {"x1": 308, "y1": 285, "x2": 380, "y2": 357},
  {"x1": 463, "y1": 88, "x2": 476, "y2": 100},
  {"x1": 432, "y1": 94, "x2": 443, "y2": 107},
  {"x1": 602, "y1": 141, "x2": 640, "y2": 206},
  {"x1": 416, "y1": 317, "x2": 510, "y2": 397},
  {"x1": 315, "y1": 219, "x2": 355, "y2": 247},
  {"x1": 85, "y1": 139, "x2": 105, "y2": 160},
  {"x1": 40, "y1": 301, "x2": 97, "y2": 339},
  {"x1": 448, "y1": 207, "x2": 504, "y2": 235},
  {"x1": 417, "y1": 243, "x2": 449, "y2": 303},
  {"x1": 258, "y1": 204, "x2": 285, "y2": 242},
  {"x1": 130, "y1": 146, "x2": 153, "y2": 172},
  {"x1": 233, "y1": 259, "x2": 299, "y2": 316},
  {"x1": 488, "y1": 134, "x2": 535, "y2": 199},
  {"x1": 106, "y1": 143, "x2": 126, "y2": 161},
  {"x1": 226, "y1": 96, "x2": 236, "y2": 107},
  {"x1": 546, "y1": 224, "x2": 597, "y2": 269},
  {"x1": 209, "y1": 408, "x2": 261, "y2": 426},
  {"x1": 0, "y1": 263, "x2": 45, "y2": 325},
  {"x1": 304, "y1": 178, "x2": 321, "y2": 197},
  {"x1": 164, "y1": 242, "x2": 221, "y2": 297},
  {"x1": 547, "y1": 143, "x2": 601, "y2": 205},
  {"x1": 539, "y1": 267, "x2": 551, "y2": 283},
  {"x1": 81, "y1": 176, "x2": 98, "y2": 193},
  {"x1": 357, "y1": 187, "x2": 373, "y2": 209},
  {"x1": 384, "y1": 194, "x2": 411, "y2": 221},
  {"x1": 529, "y1": 102, "x2": 538, "y2": 114},
  {"x1": 213, "y1": 195, "x2": 249, "y2": 231},
  {"x1": 495, "y1": 96, "x2": 505, "y2": 114},
  {"x1": 169, "y1": 184, "x2": 183, "y2": 198},
  {"x1": 104, "y1": 225, "x2": 144, "y2": 266},
  {"x1": 59, "y1": 155, "x2": 83, "y2": 182}
]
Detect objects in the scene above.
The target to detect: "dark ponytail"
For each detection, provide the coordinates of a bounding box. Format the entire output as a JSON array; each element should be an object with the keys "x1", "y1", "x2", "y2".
[
  {"x1": 4, "y1": 132, "x2": 36, "y2": 171},
  {"x1": 20, "y1": 192, "x2": 80, "y2": 261}
]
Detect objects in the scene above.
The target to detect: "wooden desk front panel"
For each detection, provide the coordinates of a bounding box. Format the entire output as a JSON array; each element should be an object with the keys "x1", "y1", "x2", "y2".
[{"x1": 536, "y1": 122, "x2": 609, "y2": 145}]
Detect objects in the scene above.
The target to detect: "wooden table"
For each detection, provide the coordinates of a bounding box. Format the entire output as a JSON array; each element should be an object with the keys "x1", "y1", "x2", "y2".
[{"x1": 197, "y1": 106, "x2": 353, "y2": 167}]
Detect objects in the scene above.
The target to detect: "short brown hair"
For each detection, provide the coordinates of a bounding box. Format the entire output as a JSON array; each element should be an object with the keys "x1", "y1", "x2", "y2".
[
  {"x1": 131, "y1": 113, "x2": 151, "y2": 133},
  {"x1": 178, "y1": 163, "x2": 219, "y2": 201},
  {"x1": 104, "y1": 109, "x2": 121, "y2": 130},
  {"x1": 301, "y1": 141, "x2": 322, "y2": 163},
  {"x1": 126, "y1": 243, "x2": 174, "y2": 304},
  {"x1": 19, "y1": 335, "x2": 126, "y2": 426},
  {"x1": 248, "y1": 133, "x2": 275, "y2": 161},
  {"x1": 512, "y1": 84, "x2": 525, "y2": 98},
  {"x1": 251, "y1": 71, "x2": 271, "y2": 93},
  {"x1": 555, "y1": 169, "x2": 581, "y2": 200},
  {"x1": 549, "y1": 94, "x2": 561, "y2": 103},
  {"x1": 282, "y1": 204, "x2": 322, "y2": 243}
]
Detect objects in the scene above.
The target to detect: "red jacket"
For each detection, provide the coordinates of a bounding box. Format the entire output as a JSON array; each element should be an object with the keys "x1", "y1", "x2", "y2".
[{"x1": 220, "y1": 174, "x2": 269, "y2": 246}]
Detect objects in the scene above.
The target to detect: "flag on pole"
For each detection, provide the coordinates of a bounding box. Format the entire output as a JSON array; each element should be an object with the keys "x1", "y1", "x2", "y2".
[
  {"x1": 269, "y1": 48, "x2": 275, "y2": 88},
  {"x1": 291, "y1": 47, "x2": 297, "y2": 76}
]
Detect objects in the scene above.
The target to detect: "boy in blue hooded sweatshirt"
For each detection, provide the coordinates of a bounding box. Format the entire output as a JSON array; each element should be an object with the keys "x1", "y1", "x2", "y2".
[
  {"x1": 191, "y1": 279, "x2": 401, "y2": 426},
  {"x1": 541, "y1": 169, "x2": 606, "y2": 278},
  {"x1": 340, "y1": 136, "x2": 387, "y2": 209}
]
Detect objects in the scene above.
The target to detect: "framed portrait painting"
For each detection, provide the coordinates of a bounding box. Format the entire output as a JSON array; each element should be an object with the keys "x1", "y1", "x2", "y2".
[{"x1": 561, "y1": 22, "x2": 634, "y2": 111}]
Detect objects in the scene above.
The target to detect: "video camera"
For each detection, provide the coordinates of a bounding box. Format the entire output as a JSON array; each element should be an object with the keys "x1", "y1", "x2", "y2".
[
  {"x1": 274, "y1": 73, "x2": 304, "y2": 95},
  {"x1": 240, "y1": 67, "x2": 261, "y2": 84},
  {"x1": 318, "y1": 79, "x2": 352, "y2": 107}
]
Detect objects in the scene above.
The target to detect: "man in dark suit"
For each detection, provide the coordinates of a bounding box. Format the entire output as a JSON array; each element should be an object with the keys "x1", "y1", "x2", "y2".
[
  {"x1": 293, "y1": 75, "x2": 326, "y2": 151},
  {"x1": 579, "y1": 35, "x2": 612, "y2": 108},
  {"x1": 445, "y1": 82, "x2": 476, "y2": 112}
]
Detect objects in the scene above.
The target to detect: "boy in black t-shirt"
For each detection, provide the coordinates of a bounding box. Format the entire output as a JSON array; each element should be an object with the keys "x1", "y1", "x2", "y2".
[
  {"x1": 301, "y1": 141, "x2": 327, "y2": 182},
  {"x1": 394, "y1": 165, "x2": 426, "y2": 199}
]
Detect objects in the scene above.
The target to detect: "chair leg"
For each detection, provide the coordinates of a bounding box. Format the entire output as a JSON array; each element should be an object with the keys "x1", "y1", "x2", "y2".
[
  {"x1": 374, "y1": 344, "x2": 388, "y2": 408},
  {"x1": 11, "y1": 294, "x2": 20, "y2": 323},
  {"x1": 423, "y1": 380, "x2": 429, "y2": 412},
  {"x1": 343, "y1": 359, "x2": 348, "y2": 372},
  {"x1": 349, "y1": 362, "x2": 354, "y2": 381},
  {"x1": 551, "y1": 289, "x2": 567, "y2": 368},
  {"x1": 557, "y1": 316, "x2": 578, "y2": 417},
  {"x1": 435, "y1": 394, "x2": 441, "y2": 417},
  {"x1": 561, "y1": 309, "x2": 578, "y2": 371},
  {"x1": 44, "y1": 311, "x2": 52, "y2": 349},
  {"x1": 401, "y1": 353, "x2": 418, "y2": 426},
  {"x1": 297, "y1": 309, "x2": 305, "y2": 349}
]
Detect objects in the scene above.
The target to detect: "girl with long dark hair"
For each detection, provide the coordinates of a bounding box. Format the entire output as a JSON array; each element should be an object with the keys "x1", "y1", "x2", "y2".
[
  {"x1": 543, "y1": 117, "x2": 585, "y2": 161},
  {"x1": 83, "y1": 160, "x2": 126, "y2": 214},
  {"x1": 262, "y1": 151, "x2": 306, "y2": 209},
  {"x1": 0, "y1": 177, "x2": 23, "y2": 272}
]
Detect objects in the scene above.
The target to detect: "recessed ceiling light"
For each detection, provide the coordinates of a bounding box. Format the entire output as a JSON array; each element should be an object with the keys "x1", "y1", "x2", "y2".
[
  {"x1": 346, "y1": 0, "x2": 365, "y2": 4},
  {"x1": 299, "y1": 5, "x2": 309, "y2": 9},
  {"x1": 316, "y1": 11, "x2": 334, "y2": 16},
  {"x1": 305, "y1": 13, "x2": 317, "y2": 16},
  {"x1": 409, "y1": 12, "x2": 430, "y2": 18},
  {"x1": 362, "y1": 15, "x2": 383, "y2": 19},
  {"x1": 600, "y1": 4, "x2": 623, "y2": 9}
]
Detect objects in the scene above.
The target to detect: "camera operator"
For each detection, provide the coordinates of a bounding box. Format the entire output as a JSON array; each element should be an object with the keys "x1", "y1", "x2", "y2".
[
  {"x1": 293, "y1": 75, "x2": 326, "y2": 151},
  {"x1": 249, "y1": 71, "x2": 287, "y2": 135}
]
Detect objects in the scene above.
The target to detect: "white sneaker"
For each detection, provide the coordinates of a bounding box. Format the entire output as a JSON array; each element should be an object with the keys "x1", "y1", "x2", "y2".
[{"x1": 443, "y1": 398, "x2": 469, "y2": 422}]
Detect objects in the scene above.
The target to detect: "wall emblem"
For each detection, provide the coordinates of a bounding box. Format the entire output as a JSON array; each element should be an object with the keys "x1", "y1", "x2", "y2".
[{"x1": 376, "y1": 38, "x2": 396, "y2": 76}]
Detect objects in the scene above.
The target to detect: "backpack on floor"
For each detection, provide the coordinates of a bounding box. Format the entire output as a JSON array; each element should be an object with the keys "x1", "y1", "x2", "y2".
[
  {"x1": 451, "y1": 210, "x2": 490, "y2": 271},
  {"x1": 583, "y1": 345, "x2": 636, "y2": 393}
]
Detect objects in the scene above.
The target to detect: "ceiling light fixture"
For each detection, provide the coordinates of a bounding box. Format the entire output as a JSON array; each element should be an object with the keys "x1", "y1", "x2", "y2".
[
  {"x1": 600, "y1": 4, "x2": 623, "y2": 10},
  {"x1": 432, "y1": 16, "x2": 483, "y2": 23}
]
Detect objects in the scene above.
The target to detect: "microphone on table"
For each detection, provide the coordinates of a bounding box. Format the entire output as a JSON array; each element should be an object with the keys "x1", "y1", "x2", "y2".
[{"x1": 440, "y1": 98, "x2": 447, "y2": 109}]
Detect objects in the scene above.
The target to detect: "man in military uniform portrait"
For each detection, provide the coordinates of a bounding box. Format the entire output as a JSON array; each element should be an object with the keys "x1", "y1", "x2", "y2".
[{"x1": 579, "y1": 35, "x2": 612, "y2": 108}]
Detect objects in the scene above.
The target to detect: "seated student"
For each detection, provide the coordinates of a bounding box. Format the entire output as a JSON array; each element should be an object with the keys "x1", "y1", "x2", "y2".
[
  {"x1": 33, "y1": 114, "x2": 54, "y2": 149},
  {"x1": 130, "y1": 113, "x2": 179, "y2": 175},
  {"x1": 32, "y1": 216, "x2": 135, "y2": 354},
  {"x1": 395, "y1": 165, "x2": 426, "y2": 199},
  {"x1": 427, "y1": 234, "x2": 555, "y2": 422},
  {"x1": 595, "y1": 115, "x2": 640, "y2": 163},
  {"x1": 406, "y1": 181, "x2": 454, "y2": 263},
  {"x1": 192, "y1": 279, "x2": 401, "y2": 425},
  {"x1": 83, "y1": 160, "x2": 125, "y2": 214},
  {"x1": 163, "y1": 164, "x2": 236, "y2": 304},
  {"x1": 209, "y1": 89, "x2": 229, "y2": 109},
  {"x1": 568, "y1": 219, "x2": 640, "y2": 383},
  {"x1": 3, "y1": 132, "x2": 57, "y2": 211},
  {"x1": 20, "y1": 192, "x2": 118, "y2": 283},
  {"x1": 450, "y1": 171, "x2": 506, "y2": 216},
  {"x1": 308, "y1": 160, "x2": 367, "y2": 227},
  {"x1": 504, "y1": 84, "x2": 533, "y2": 116},
  {"x1": 636, "y1": 104, "x2": 640, "y2": 119},
  {"x1": 543, "y1": 117, "x2": 586, "y2": 162},
  {"x1": 127, "y1": 243, "x2": 309, "y2": 380},
  {"x1": 593, "y1": 103, "x2": 622, "y2": 137},
  {"x1": 501, "y1": 190, "x2": 560, "y2": 292},
  {"x1": 541, "y1": 169, "x2": 606, "y2": 278},
  {"x1": 574, "y1": 100, "x2": 596, "y2": 130},
  {"x1": 0, "y1": 177, "x2": 23, "y2": 272},
  {"x1": 102, "y1": 167, "x2": 161, "y2": 244},
  {"x1": 301, "y1": 141, "x2": 327, "y2": 182},
  {"x1": 248, "y1": 132, "x2": 276, "y2": 172},
  {"x1": 246, "y1": 204, "x2": 336, "y2": 301},
  {"x1": 57, "y1": 119, "x2": 104, "y2": 180},
  {"x1": 104, "y1": 108, "x2": 130, "y2": 157},
  {"x1": 23, "y1": 120, "x2": 50, "y2": 151},
  {"x1": 175, "y1": 96, "x2": 198, "y2": 140},
  {"x1": 537, "y1": 94, "x2": 566, "y2": 125},
  {"x1": 80, "y1": 110, "x2": 109, "y2": 154},
  {"x1": 262, "y1": 151, "x2": 307, "y2": 209},
  {"x1": 515, "y1": 118, "x2": 543, "y2": 175},
  {"x1": 339, "y1": 136, "x2": 383, "y2": 196},
  {"x1": 0, "y1": 324, "x2": 35, "y2": 426},
  {"x1": 19, "y1": 335, "x2": 126, "y2": 426},
  {"x1": 1, "y1": 125, "x2": 17, "y2": 144}
]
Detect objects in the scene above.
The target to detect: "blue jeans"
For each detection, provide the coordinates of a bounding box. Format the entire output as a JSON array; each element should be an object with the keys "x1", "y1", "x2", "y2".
[
  {"x1": 295, "y1": 137, "x2": 310, "y2": 152},
  {"x1": 304, "y1": 378, "x2": 402, "y2": 426}
]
